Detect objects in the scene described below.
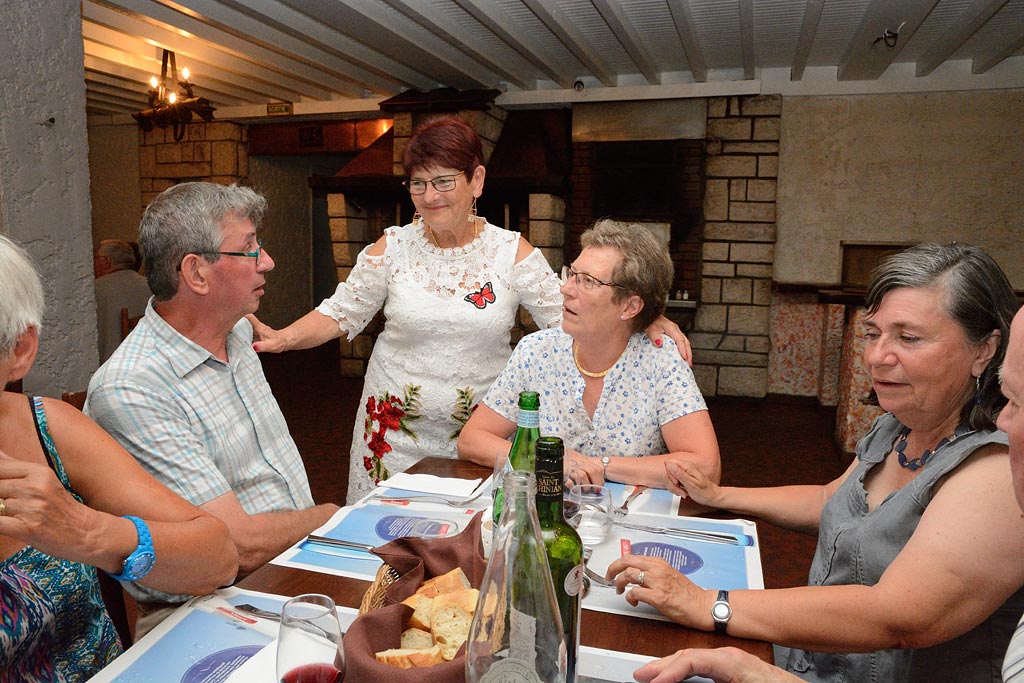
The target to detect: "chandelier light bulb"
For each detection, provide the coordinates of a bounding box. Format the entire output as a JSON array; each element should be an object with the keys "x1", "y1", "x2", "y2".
[
  {"x1": 168, "y1": 92, "x2": 177, "y2": 104},
  {"x1": 181, "y1": 67, "x2": 190, "y2": 81},
  {"x1": 149, "y1": 76, "x2": 159, "y2": 89}
]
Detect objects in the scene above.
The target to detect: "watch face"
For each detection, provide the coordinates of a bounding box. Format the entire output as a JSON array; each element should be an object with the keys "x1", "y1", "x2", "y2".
[
  {"x1": 712, "y1": 601, "x2": 731, "y2": 621},
  {"x1": 127, "y1": 551, "x2": 156, "y2": 580}
]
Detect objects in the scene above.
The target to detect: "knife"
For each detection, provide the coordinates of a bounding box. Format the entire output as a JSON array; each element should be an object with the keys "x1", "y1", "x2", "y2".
[
  {"x1": 613, "y1": 520, "x2": 750, "y2": 546},
  {"x1": 304, "y1": 534, "x2": 376, "y2": 553}
]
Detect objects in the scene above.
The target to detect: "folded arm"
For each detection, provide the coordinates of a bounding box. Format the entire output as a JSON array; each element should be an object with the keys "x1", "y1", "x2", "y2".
[{"x1": 2, "y1": 399, "x2": 238, "y2": 596}]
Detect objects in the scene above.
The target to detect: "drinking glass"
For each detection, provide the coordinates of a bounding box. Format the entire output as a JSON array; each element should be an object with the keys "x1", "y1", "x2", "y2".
[
  {"x1": 276, "y1": 594, "x2": 344, "y2": 683},
  {"x1": 567, "y1": 483, "x2": 613, "y2": 546}
]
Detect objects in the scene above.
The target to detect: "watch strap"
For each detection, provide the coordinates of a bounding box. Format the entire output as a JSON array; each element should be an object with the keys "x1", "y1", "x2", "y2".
[{"x1": 108, "y1": 515, "x2": 155, "y2": 582}]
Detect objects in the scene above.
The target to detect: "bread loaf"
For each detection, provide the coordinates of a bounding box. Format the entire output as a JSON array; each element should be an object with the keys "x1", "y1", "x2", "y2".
[
  {"x1": 401, "y1": 593, "x2": 433, "y2": 631},
  {"x1": 430, "y1": 588, "x2": 478, "y2": 661},
  {"x1": 374, "y1": 644, "x2": 444, "y2": 669},
  {"x1": 416, "y1": 567, "x2": 471, "y2": 598},
  {"x1": 400, "y1": 627, "x2": 434, "y2": 649}
]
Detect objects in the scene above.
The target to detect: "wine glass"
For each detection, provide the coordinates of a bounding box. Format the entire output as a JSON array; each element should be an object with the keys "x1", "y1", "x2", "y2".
[
  {"x1": 567, "y1": 483, "x2": 613, "y2": 547},
  {"x1": 276, "y1": 594, "x2": 344, "y2": 683}
]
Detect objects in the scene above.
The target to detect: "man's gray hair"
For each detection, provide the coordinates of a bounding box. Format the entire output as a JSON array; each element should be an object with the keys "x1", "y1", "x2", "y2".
[
  {"x1": 0, "y1": 235, "x2": 44, "y2": 358},
  {"x1": 97, "y1": 239, "x2": 137, "y2": 271},
  {"x1": 866, "y1": 242, "x2": 1019, "y2": 430},
  {"x1": 581, "y1": 219, "x2": 673, "y2": 332},
  {"x1": 140, "y1": 182, "x2": 267, "y2": 300}
]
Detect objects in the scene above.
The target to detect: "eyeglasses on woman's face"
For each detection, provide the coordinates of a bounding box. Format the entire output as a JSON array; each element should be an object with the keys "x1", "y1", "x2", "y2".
[
  {"x1": 195, "y1": 239, "x2": 264, "y2": 267},
  {"x1": 560, "y1": 265, "x2": 625, "y2": 291},
  {"x1": 403, "y1": 171, "x2": 465, "y2": 195}
]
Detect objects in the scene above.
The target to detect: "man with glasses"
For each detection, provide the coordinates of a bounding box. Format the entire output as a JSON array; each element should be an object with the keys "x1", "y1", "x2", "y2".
[{"x1": 86, "y1": 182, "x2": 339, "y2": 634}]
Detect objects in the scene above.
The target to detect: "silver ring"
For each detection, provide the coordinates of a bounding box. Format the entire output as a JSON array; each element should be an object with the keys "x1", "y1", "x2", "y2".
[
  {"x1": 637, "y1": 570, "x2": 646, "y2": 587},
  {"x1": 0, "y1": 498, "x2": 6, "y2": 517}
]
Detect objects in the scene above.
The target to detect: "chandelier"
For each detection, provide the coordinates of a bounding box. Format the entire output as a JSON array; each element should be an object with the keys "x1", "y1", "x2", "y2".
[{"x1": 133, "y1": 49, "x2": 215, "y2": 141}]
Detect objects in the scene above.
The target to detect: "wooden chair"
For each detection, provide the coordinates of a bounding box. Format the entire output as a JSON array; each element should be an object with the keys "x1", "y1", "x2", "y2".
[
  {"x1": 120, "y1": 307, "x2": 143, "y2": 339},
  {"x1": 59, "y1": 390, "x2": 134, "y2": 646}
]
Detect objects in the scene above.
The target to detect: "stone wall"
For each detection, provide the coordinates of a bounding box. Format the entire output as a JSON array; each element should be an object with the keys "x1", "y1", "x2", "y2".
[
  {"x1": 690, "y1": 95, "x2": 781, "y2": 397},
  {"x1": 138, "y1": 121, "x2": 248, "y2": 208}
]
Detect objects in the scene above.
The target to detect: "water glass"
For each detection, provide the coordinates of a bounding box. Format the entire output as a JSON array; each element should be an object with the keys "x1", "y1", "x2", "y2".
[
  {"x1": 276, "y1": 594, "x2": 344, "y2": 683},
  {"x1": 567, "y1": 483, "x2": 613, "y2": 546}
]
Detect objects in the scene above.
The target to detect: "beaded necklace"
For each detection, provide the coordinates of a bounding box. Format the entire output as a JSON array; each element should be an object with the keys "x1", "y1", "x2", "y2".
[{"x1": 893, "y1": 422, "x2": 972, "y2": 471}]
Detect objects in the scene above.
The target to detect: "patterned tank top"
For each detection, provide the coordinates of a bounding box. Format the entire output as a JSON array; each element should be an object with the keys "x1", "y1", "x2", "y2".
[{"x1": 0, "y1": 396, "x2": 122, "y2": 681}]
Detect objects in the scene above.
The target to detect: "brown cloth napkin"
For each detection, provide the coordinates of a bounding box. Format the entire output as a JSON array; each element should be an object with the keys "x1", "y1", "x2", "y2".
[{"x1": 342, "y1": 511, "x2": 487, "y2": 683}]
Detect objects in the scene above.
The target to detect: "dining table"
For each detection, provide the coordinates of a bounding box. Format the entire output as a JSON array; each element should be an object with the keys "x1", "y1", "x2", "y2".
[{"x1": 238, "y1": 456, "x2": 774, "y2": 665}]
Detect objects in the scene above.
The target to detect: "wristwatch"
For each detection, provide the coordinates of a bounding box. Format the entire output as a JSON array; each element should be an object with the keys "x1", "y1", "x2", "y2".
[
  {"x1": 600, "y1": 455, "x2": 611, "y2": 475},
  {"x1": 108, "y1": 515, "x2": 156, "y2": 582},
  {"x1": 711, "y1": 590, "x2": 731, "y2": 634}
]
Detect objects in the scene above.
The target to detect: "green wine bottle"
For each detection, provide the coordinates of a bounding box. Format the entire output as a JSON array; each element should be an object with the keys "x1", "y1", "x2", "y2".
[
  {"x1": 492, "y1": 391, "x2": 541, "y2": 524},
  {"x1": 535, "y1": 437, "x2": 583, "y2": 683}
]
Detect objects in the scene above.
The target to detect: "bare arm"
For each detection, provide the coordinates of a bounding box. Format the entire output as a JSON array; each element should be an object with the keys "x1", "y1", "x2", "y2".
[
  {"x1": 634, "y1": 647, "x2": 802, "y2": 683},
  {"x1": 250, "y1": 234, "x2": 389, "y2": 353},
  {"x1": 1, "y1": 400, "x2": 238, "y2": 595},
  {"x1": 201, "y1": 490, "x2": 339, "y2": 577},
  {"x1": 457, "y1": 402, "x2": 517, "y2": 467},
  {"x1": 666, "y1": 454, "x2": 858, "y2": 534},
  {"x1": 611, "y1": 445, "x2": 1024, "y2": 653}
]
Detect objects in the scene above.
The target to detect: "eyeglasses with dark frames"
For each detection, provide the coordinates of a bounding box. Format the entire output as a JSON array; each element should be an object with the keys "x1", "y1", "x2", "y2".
[
  {"x1": 560, "y1": 265, "x2": 625, "y2": 291},
  {"x1": 403, "y1": 171, "x2": 465, "y2": 195},
  {"x1": 194, "y1": 239, "x2": 264, "y2": 266}
]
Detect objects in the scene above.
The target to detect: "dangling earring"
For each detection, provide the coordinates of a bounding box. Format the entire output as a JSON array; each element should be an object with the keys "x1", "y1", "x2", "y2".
[
  {"x1": 413, "y1": 211, "x2": 422, "y2": 225},
  {"x1": 468, "y1": 197, "x2": 478, "y2": 222}
]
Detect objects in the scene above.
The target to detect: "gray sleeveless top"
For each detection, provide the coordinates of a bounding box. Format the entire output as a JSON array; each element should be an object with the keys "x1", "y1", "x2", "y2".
[{"x1": 775, "y1": 412, "x2": 1024, "y2": 683}]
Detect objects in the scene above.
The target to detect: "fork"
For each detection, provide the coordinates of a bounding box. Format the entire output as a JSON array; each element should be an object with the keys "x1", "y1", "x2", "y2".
[
  {"x1": 582, "y1": 547, "x2": 614, "y2": 587},
  {"x1": 613, "y1": 485, "x2": 647, "y2": 516},
  {"x1": 374, "y1": 480, "x2": 489, "y2": 507}
]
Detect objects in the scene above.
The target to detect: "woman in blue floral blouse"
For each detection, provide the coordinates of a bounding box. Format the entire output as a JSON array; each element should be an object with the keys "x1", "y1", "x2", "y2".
[{"x1": 458, "y1": 219, "x2": 720, "y2": 508}]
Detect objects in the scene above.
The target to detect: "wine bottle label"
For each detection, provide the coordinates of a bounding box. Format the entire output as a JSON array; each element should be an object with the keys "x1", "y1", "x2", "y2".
[
  {"x1": 479, "y1": 659, "x2": 544, "y2": 683},
  {"x1": 535, "y1": 470, "x2": 561, "y2": 501},
  {"x1": 516, "y1": 408, "x2": 539, "y2": 428},
  {"x1": 565, "y1": 564, "x2": 585, "y2": 597}
]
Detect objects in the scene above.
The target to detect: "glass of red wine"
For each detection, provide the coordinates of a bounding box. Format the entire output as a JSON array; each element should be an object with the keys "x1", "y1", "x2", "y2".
[{"x1": 276, "y1": 593, "x2": 344, "y2": 683}]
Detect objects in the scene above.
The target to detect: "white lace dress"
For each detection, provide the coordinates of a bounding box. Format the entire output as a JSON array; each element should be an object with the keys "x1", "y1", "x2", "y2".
[{"x1": 316, "y1": 220, "x2": 563, "y2": 503}]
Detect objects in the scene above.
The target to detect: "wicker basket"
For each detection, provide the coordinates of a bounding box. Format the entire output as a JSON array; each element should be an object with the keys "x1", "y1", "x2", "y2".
[{"x1": 358, "y1": 561, "x2": 402, "y2": 614}]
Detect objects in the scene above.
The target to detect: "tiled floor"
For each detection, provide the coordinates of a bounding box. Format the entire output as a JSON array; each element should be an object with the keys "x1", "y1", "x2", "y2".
[{"x1": 262, "y1": 346, "x2": 850, "y2": 591}]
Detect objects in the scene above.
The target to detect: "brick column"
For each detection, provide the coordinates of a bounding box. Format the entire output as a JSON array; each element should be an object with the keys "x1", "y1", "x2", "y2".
[
  {"x1": 138, "y1": 121, "x2": 247, "y2": 209},
  {"x1": 691, "y1": 95, "x2": 780, "y2": 397}
]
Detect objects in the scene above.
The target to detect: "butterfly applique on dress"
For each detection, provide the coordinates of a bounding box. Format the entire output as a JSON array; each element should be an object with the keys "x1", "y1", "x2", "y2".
[{"x1": 464, "y1": 281, "x2": 496, "y2": 309}]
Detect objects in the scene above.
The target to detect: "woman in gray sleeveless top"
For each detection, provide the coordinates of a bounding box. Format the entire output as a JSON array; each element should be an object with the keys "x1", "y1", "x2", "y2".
[{"x1": 612, "y1": 243, "x2": 1024, "y2": 683}]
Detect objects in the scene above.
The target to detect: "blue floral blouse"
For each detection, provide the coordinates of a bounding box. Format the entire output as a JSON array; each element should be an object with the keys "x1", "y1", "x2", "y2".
[{"x1": 484, "y1": 329, "x2": 707, "y2": 456}]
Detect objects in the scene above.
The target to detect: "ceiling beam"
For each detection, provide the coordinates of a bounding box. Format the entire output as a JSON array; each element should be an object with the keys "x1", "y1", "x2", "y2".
[
  {"x1": 82, "y1": 15, "x2": 334, "y2": 101},
  {"x1": 454, "y1": 0, "x2": 576, "y2": 88},
  {"x1": 739, "y1": 0, "x2": 755, "y2": 80},
  {"x1": 838, "y1": 0, "x2": 939, "y2": 81},
  {"x1": 591, "y1": 0, "x2": 660, "y2": 85},
  {"x1": 791, "y1": 0, "x2": 826, "y2": 81},
  {"x1": 88, "y1": 0, "x2": 365, "y2": 98},
  {"x1": 154, "y1": 0, "x2": 431, "y2": 93},
  {"x1": 916, "y1": 0, "x2": 1009, "y2": 76},
  {"x1": 381, "y1": 0, "x2": 531, "y2": 90},
  {"x1": 522, "y1": 0, "x2": 617, "y2": 86},
  {"x1": 83, "y1": 39, "x2": 309, "y2": 104},
  {"x1": 273, "y1": 0, "x2": 489, "y2": 91},
  {"x1": 666, "y1": 0, "x2": 707, "y2": 83},
  {"x1": 972, "y1": 22, "x2": 1024, "y2": 73}
]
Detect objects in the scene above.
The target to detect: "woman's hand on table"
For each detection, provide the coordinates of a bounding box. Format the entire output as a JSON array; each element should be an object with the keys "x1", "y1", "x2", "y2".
[
  {"x1": 565, "y1": 449, "x2": 605, "y2": 486},
  {"x1": 634, "y1": 647, "x2": 800, "y2": 683},
  {"x1": 666, "y1": 460, "x2": 724, "y2": 508},
  {"x1": 606, "y1": 554, "x2": 706, "y2": 626}
]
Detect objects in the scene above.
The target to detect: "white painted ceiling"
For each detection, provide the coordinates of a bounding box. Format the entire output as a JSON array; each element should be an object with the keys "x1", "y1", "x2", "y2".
[{"x1": 83, "y1": 0, "x2": 1024, "y2": 121}]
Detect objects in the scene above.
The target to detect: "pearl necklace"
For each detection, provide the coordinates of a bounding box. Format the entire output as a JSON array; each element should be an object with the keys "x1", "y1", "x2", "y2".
[
  {"x1": 572, "y1": 342, "x2": 614, "y2": 379},
  {"x1": 893, "y1": 422, "x2": 971, "y2": 471}
]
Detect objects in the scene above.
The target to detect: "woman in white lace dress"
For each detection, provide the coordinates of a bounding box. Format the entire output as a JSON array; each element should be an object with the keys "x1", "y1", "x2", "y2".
[{"x1": 250, "y1": 116, "x2": 690, "y2": 503}]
